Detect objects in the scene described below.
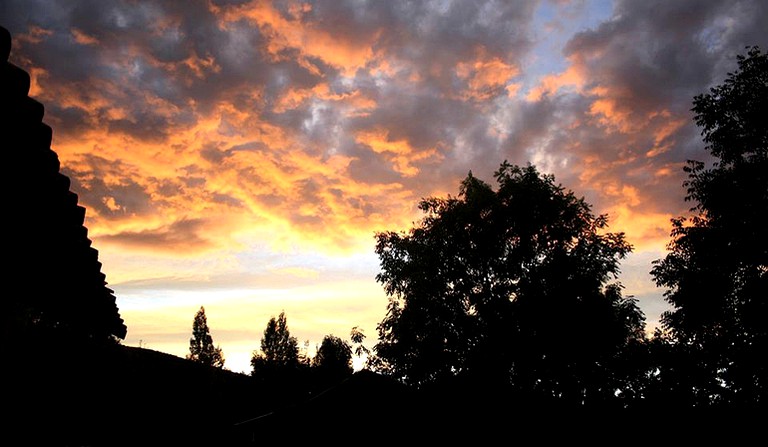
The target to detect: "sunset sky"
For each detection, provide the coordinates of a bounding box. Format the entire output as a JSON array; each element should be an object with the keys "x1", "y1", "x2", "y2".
[{"x1": 4, "y1": 0, "x2": 767, "y2": 374}]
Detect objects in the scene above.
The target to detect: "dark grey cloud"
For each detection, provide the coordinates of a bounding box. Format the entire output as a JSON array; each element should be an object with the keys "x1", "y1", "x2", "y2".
[
  {"x1": 3, "y1": 0, "x2": 536, "y2": 172},
  {"x1": 211, "y1": 192, "x2": 243, "y2": 208},
  {"x1": 2, "y1": 0, "x2": 321, "y2": 140},
  {"x1": 567, "y1": 0, "x2": 767, "y2": 127},
  {"x1": 100, "y1": 217, "x2": 211, "y2": 251},
  {"x1": 62, "y1": 155, "x2": 154, "y2": 218},
  {"x1": 200, "y1": 143, "x2": 232, "y2": 164},
  {"x1": 369, "y1": 0, "x2": 537, "y2": 86},
  {"x1": 409, "y1": 0, "x2": 766, "y2": 241},
  {"x1": 106, "y1": 111, "x2": 172, "y2": 142},
  {"x1": 154, "y1": 178, "x2": 183, "y2": 197},
  {"x1": 181, "y1": 176, "x2": 206, "y2": 188},
  {"x1": 550, "y1": 0, "x2": 768, "y2": 214}
]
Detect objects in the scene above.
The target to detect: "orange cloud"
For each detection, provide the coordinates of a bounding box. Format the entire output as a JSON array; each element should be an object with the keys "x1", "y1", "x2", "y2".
[
  {"x1": 71, "y1": 28, "x2": 99, "y2": 46},
  {"x1": 605, "y1": 204, "x2": 673, "y2": 252},
  {"x1": 583, "y1": 84, "x2": 689, "y2": 146},
  {"x1": 46, "y1": 86, "x2": 426, "y2": 259},
  {"x1": 588, "y1": 94, "x2": 634, "y2": 133},
  {"x1": 26, "y1": 66, "x2": 47, "y2": 97},
  {"x1": 646, "y1": 111, "x2": 687, "y2": 158},
  {"x1": 573, "y1": 154, "x2": 680, "y2": 252},
  {"x1": 273, "y1": 82, "x2": 376, "y2": 115},
  {"x1": 526, "y1": 63, "x2": 585, "y2": 101},
  {"x1": 355, "y1": 128, "x2": 442, "y2": 177},
  {"x1": 217, "y1": 0, "x2": 377, "y2": 75},
  {"x1": 14, "y1": 25, "x2": 53, "y2": 45},
  {"x1": 455, "y1": 48, "x2": 520, "y2": 101}
]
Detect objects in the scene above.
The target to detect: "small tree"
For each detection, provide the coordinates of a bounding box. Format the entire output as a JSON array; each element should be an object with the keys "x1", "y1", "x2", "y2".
[
  {"x1": 313, "y1": 334, "x2": 353, "y2": 378},
  {"x1": 251, "y1": 311, "x2": 299, "y2": 376},
  {"x1": 187, "y1": 306, "x2": 225, "y2": 368}
]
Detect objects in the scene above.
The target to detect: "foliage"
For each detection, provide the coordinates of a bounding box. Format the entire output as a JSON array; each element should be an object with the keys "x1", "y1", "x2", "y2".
[
  {"x1": 373, "y1": 162, "x2": 643, "y2": 405},
  {"x1": 187, "y1": 306, "x2": 225, "y2": 369},
  {"x1": 312, "y1": 334, "x2": 353, "y2": 377},
  {"x1": 350, "y1": 326, "x2": 371, "y2": 365},
  {"x1": 251, "y1": 311, "x2": 300, "y2": 376},
  {"x1": 651, "y1": 46, "x2": 767, "y2": 406}
]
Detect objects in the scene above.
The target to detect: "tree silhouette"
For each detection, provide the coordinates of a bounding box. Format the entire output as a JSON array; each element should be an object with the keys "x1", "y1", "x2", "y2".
[
  {"x1": 251, "y1": 311, "x2": 299, "y2": 377},
  {"x1": 373, "y1": 162, "x2": 643, "y2": 406},
  {"x1": 187, "y1": 306, "x2": 225, "y2": 368},
  {"x1": 313, "y1": 334, "x2": 353, "y2": 378},
  {"x1": 651, "y1": 46, "x2": 767, "y2": 406}
]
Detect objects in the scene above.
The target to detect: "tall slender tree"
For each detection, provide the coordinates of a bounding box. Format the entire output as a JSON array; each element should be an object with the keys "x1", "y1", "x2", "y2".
[{"x1": 187, "y1": 306, "x2": 225, "y2": 369}]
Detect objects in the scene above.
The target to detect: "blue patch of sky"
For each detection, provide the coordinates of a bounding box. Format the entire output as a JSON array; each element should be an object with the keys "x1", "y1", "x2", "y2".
[{"x1": 521, "y1": 0, "x2": 614, "y2": 90}]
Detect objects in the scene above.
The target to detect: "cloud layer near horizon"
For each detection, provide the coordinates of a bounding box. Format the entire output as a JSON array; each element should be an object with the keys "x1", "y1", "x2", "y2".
[{"x1": 4, "y1": 0, "x2": 767, "y2": 371}]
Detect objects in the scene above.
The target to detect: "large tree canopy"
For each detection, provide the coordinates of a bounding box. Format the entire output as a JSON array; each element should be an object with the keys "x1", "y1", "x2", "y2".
[
  {"x1": 373, "y1": 162, "x2": 644, "y2": 405},
  {"x1": 651, "y1": 46, "x2": 767, "y2": 406}
]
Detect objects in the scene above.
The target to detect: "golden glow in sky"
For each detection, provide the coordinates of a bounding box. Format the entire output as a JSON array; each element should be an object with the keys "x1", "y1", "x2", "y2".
[{"x1": 5, "y1": 0, "x2": 767, "y2": 373}]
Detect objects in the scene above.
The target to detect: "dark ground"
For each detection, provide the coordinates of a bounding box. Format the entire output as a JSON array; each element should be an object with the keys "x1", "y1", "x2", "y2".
[{"x1": 5, "y1": 342, "x2": 759, "y2": 446}]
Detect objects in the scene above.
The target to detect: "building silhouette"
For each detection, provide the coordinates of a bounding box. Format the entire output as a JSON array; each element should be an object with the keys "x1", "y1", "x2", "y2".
[{"x1": 1, "y1": 25, "x2": 126, "y2": 344}]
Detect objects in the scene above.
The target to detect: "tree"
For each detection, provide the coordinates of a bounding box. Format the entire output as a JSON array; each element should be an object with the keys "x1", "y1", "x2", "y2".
[
  {"x1": 251, "y1": 311, "x2": 299, "y2": 376},
  {"x1": 313, "y1": 334, "x2": 353, "y2": 378},
  {"x1": 373, "y1": 162, "x2": 643, "y2": 405},
  {"x1": 187, "y1": 306, "x2": 225, "y2": 368},
  {"x1": 651, "y1": 46, "x2": 767, "y2": 406}
]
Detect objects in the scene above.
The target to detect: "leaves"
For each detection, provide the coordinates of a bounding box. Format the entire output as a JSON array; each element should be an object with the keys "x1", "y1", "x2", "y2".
[
  {"x1": 652, "y1": 46, "x2": 768, "y2": 405},
  {"x1": 313, "y1": 334, "x2": 353, "y2": 377},
  {"x1": 372, "y1": 162, "x2": 642, "y2": 402},
  {"x1": 251, "y1": 311, "x2": 299, "y2": 375}
]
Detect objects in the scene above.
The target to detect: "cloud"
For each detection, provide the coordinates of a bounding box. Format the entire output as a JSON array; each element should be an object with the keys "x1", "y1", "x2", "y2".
[
  {"x1": 5, "y1": 0, "x2": 768, "y2": 261},
  {"x1": 62, "y1": 154, "x2": 155, "y2": 219},
  {"x1": 516, "y1": 0, "x2": 768, "y2": 249},
  {"x1": 99, "y1": 218, "x2": 214, "y2": 252}
]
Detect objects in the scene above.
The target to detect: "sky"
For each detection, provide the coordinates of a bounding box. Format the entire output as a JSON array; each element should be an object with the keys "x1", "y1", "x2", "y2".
[{"x1": 4, "y1": 0, "x2": 767, "y2": 374}]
